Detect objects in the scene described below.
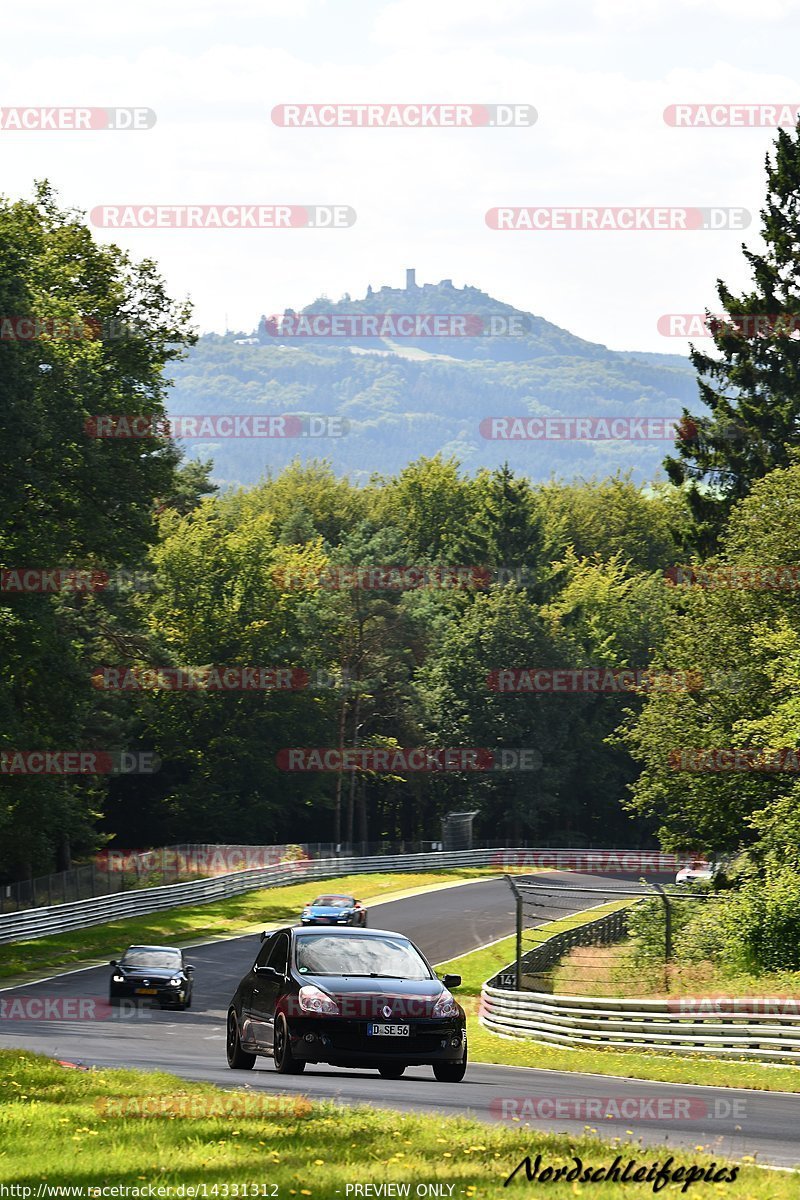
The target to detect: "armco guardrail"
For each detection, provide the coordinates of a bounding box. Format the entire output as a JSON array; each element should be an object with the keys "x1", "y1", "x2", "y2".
[
  {"x1": 0, "y1": 843, "x2": 678, "y2": 913},
  {"x1": 480, "y1": 983, "x2": 800, "y2": 1063},
  {"x1": 2, "y1": 841, "x2": 447, "y2": 913},
  {"x1": 0, "y1": 850, "x2": 447, "y2": 945},
  {"x1": 0, "y1": 847, "x2": 678, "y2": 945}
]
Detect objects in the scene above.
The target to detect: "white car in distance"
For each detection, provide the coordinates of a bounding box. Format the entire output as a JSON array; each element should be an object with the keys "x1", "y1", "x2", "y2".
[{"x1": 675, "y1": 859, "x2": 715, "y2": 885}]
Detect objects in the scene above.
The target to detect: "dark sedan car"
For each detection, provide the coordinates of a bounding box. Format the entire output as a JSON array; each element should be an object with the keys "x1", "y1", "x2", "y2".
[
  {"x1": 300, "y1": 893, "x2": 367, "y2": 926},
  {"x1": 109, "y1": 944, "x2": 194, "y2": 1010},
  {"x1": 226, "y1": 925, "x2": 467, "y2": 1081}
]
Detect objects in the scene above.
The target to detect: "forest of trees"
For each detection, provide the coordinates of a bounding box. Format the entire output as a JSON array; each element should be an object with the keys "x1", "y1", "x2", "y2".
[{"x1": 4, "y1": 121, "x2": 800, "y2": 903}]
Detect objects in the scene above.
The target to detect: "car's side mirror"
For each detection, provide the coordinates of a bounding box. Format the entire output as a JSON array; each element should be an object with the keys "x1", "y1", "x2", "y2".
[
  {"x1": 254, "y1": 964, "x2": 281, "y2": 978},
  {"x1": 185, "y1": 965, "x2": 195, "y2": 974},
  {"x1": 441, "y1": 974, "x2": 461, "y2": 988},
  {"x1": 109, "y1": 960, "x2": 118, "y2": 966},
  {"x1": 259, "y1": 931, "x2": 267, "y2": 942}
]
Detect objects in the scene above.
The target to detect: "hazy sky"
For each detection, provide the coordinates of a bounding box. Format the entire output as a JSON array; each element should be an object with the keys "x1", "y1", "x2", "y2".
[{"x1": 3, "y1": 0, "x2": 799, "y2": 353}]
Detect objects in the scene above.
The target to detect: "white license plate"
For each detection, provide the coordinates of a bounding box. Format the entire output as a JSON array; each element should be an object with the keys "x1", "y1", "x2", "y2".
[{"x1": 367, "y1": 1023, "x2": 409, "y2": 1037}]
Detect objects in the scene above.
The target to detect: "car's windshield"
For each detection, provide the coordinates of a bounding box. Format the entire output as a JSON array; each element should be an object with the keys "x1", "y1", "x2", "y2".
[
  {"x1": 295, "y1": 934, "x2": 430, "y2": 979},
  {"x1": 312, "y1": 895, "x2": 354, "y2": 907},
  {"x1": 121, "y1": 950, "x2": 181, "y2": 969}
]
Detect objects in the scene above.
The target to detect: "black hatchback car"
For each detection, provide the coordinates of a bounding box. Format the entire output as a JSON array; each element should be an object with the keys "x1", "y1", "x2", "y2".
[
  {"x1": 109, "y1": 944, "x2": 194, "y2": 1010},
  {"x1": 226, "y1": 926, "x2": 467, "y2": 1081}
]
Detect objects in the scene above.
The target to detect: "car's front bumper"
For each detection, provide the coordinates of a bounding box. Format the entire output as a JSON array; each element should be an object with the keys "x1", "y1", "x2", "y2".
[
  {"x1": 300, "y1": 916, "x2": 356, "y2": 925},
  {"x1": 286, "y1": 1015, "x2": 466, "y2": 1065},
  {"x1": 109, "y1": 982, "x2": 187, "y2": 1004}
]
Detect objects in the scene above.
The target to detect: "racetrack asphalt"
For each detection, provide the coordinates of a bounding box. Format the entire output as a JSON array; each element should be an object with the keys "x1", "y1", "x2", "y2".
[{"x1": 1, "y1": 872, "x2": 798, "y2": 1170}]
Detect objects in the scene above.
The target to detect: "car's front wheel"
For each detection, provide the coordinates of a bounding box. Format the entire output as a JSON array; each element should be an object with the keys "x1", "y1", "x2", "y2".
[
  {"x1": 432, "y1": 1045, "x2": 467, "y2": 1083},
  {"x1": 273, "y1": 1013, "x2": 305, "y2": 1074},
  {"x1": 378, "y1": 1062, "x2": 406, "y2": 1079},
  {"x1": 227, "y1": 1010, "x2": 256, "y2": 1070}
]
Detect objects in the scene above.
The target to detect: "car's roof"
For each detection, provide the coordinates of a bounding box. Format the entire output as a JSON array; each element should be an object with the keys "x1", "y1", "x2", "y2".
[
  {"x1": 123, "y1": 944, "x2": 182, "y2": 953},
  {"x1": 292, "y1": 926, "x2": 410, "y2": 936},
  {"x1": 311, "y1": 894, "x2": 354, "y2": 901},
  {"x1": 288, "y1": 925, "x2": 408, "y2": 938}
]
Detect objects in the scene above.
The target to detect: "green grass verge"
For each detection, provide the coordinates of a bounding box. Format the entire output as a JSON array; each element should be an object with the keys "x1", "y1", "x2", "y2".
[
  {"x1": 0, "y1": 1050, "x2": 772, "y2": 1196},
  {"x1": 0, "y1": 869, "x2": 492, "y2": 982},
  {"x1": 436, "y1": 906, "x2": 800, "y2": 1095}
]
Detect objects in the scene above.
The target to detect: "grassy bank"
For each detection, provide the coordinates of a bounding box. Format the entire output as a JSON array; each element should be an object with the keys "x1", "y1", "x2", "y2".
[
  {"x1": 0, "y1": 869, "x2": 493, "y2": 982},
  {"x1": 434, "y1": 899, "x2": 634, "y2": 995},
  {"x1": 550, "y1": 940, "x2": 800, "y2": 1000},
  {"x1": 0, "y1": 1050, "x2": 774, "y2": 1197}
]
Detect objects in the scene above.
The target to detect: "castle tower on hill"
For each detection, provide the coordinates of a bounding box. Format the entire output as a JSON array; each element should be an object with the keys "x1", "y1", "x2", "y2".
[{"x1": 406, "y1": 268, "x2": 417, "y2": 290}]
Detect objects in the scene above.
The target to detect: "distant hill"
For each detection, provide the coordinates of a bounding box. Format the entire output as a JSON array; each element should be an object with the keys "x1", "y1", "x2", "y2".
[{"x1": 166, "y1": 273, "x2": 698, "y2": 487}]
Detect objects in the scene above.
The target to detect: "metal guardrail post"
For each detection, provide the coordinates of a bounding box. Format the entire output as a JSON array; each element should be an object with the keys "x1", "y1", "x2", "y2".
[
  {"x1": 649, "y1": 881, "x2": 672, "y2": 991},
  {"x1": 515, "y1": 891, "x2": 523, "y2": 992},
  {"x1": 503, "y1": 874, "x2": 524, "y2": 991}
]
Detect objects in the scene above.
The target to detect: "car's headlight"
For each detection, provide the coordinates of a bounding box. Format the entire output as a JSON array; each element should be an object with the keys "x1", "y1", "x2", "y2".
[
  {"x1": 168, "y1": 977, "x2": 182, "y2": 987},
  {"x1": 298, "y1": 985, "x2": 339, "y2": 1015},
  {"x1": 301, "y1": 908, "x2": 312, "y2": 917},
  {"x1": 112, "y1": 974, "x2": 124, "y2": 983},
  {"x1": 432, "y1": 989, "x2": 458, "y2": 1018}
]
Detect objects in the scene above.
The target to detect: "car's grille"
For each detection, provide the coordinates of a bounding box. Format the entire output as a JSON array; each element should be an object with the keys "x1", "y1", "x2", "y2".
[{"x1": 329, "y1": 1029, "x2": 445, "y2": 1054}]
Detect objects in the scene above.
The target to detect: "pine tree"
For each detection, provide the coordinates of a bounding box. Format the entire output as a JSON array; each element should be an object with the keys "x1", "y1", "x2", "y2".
[
  {"x1": 665, "y1": 122, "x2": 800, "y2": 549},
  {"x1": 456, "y1": 464, "x2": 546, "y2": 589}
]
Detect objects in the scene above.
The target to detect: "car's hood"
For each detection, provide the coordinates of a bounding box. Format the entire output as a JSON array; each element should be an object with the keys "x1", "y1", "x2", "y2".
[
  {"x1": 307, "y1": 906, "x2": 351, "y2": 915},
  {"x1": 299, "y1": 974, "x2": 447, "y2": 1017}
]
